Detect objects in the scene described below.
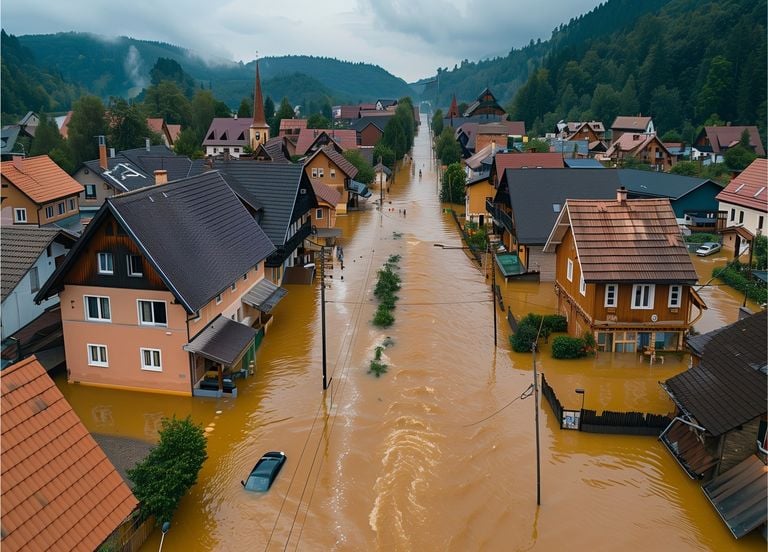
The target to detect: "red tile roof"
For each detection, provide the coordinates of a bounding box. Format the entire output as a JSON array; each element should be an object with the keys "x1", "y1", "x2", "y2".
[
  {"x1": 611, "y1": 116, "x2": 653, "y2": 131},
  {"x1": 701, "y1": 126, "x2": 765, "y2": 155},
  {"x1": 1, "y1": 356, "x2": 137, "y2": 551},
  {"x1": 146, "y1": 118, "x2": 165, "y2": 135},
  {"x1": 1, "y1": 155, "x2": 84, "y2": 204},
  {"x1": 166, "y1": 124, "x2": 181, "y2": 143},
  {"x1": 295, "y1": 129, "x2": 357, "y2": 156},
  {"x1": 549, "y1": 196, "x2": 697, "y2": 283},
  {"x1": 716, "y1": 158, "x2": 768, "y2": 212},
  {"x1": 310, "y1": 178, "x2": 342, "y2": 207},
  {"x1": 279, "y1": 119, "x2": 308, "y2": 132},
  {"x1": 604, "y1": 133, "x2": 669, "y2": 158}
]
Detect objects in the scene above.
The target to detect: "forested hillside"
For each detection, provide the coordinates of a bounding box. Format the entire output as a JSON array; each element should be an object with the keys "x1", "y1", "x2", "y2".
[
  {"x1": 12, "y1": 32, "x2": 413, "y2": 109},
  {"x1": 1, "y1": 30, "x2": 81, "y2": 120},
  {"x1": 418, "y1": 0, "x2": 668, "y2": 108},
  {"x1": 507, "y1": 0, "x2": 766, "y2": 139}
]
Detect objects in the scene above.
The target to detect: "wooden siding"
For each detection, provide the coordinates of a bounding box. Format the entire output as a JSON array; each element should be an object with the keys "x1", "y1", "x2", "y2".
[
  {"x1": 63, "y1": 213, "x2": 167, "y2": 292},
  {"x1": 359, "y1": 125, "x2": 382, "y2": 147}
]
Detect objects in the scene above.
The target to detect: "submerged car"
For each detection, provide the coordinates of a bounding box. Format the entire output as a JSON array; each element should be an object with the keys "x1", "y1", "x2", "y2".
[
  {"x1": 241, "y1": 451, "x2": 287, "y2": 491},
  {"x1": 696, "y1": 242, "x2": 722, "y2": 256}
]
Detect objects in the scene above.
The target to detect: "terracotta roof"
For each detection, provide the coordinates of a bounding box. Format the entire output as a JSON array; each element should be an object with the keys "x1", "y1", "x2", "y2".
[
  {"x1": 310, "y1": 178, "x2": 342, "y2": 207},
  {"x1": 167, "y1": 124, "x2": 181, "y2": 143},
  {"x1": 279, "y1": 119, "x2": 307, "y2": 132},
  {"x1": 611, "y1": 116, "x2": 653, "y2": 131},
  {"x1": 666, "y1": 311, "x2": 766, "y2": 437},
  {"x1": 201, "y1": 118, "x2": 251, "y2": 147},
  {"x1": 604, "y1": 133, "x2": 669, "y2": 158},
  {"x1": 146, "y1": 118, "x2": 165, "y2": 135},
  {"x1": 477, "y1": 121, "x2": 525, "y2": 136},
  {"x1": 447, "y1": 95, "x2": 460, "y2": 118},
  {"x1": 492, "y1": 152, "x2": 566, "y2": 184},
  {"x1": 1, "y1": 226, "x2": 75, "y2": 300},
  {"x1": 1, "y1": 356, "x2": 138, "y2": 551},
  {"x1": 334, "y1": 106, "x2": 361, "y2": 120},
  {"x1": 294, "y1": 129, "x2": 357, "y2": 156},
  {"x1": 252, "y1": 62, "x2": 267, "y2": 128},
  {"x1": 700, "y1": 126, "x2": 765, "y2": 155},
  {"x1": 305, "y1": 146, "x2": 358, "y2": 179},
  {"x1": 546, "y1": 195, "x2": 698, "y2": 283},
  {"x1": 1, "y1": 155, "x2": 84, "y2": 204},
  {"x1": 716, "y1": 159, "x2": 768, "y2": 212},
  {"x1": 57, "y1": 111, "x2": 73, "y2": 140}
]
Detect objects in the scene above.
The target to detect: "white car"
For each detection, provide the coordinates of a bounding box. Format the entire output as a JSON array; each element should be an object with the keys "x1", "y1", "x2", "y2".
[{"x1": 696, "y1": 242, "x2": 721, "y2": 256}]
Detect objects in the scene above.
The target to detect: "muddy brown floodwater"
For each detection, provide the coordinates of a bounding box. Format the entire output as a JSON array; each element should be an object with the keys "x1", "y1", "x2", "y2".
[{"x1": 56, "y1": 115, "x2": 764, "y2": 551}]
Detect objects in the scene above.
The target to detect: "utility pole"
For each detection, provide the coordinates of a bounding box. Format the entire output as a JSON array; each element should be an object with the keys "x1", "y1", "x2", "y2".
[
  {"x1": 491, "y1": 244, "x2": 497, "y2": 347},
  {"x1": 532, "y1": 340, "x2": 541, "y2": 506},
  {"x1": 320, "y1": 245, "x2": 328, "y2": 390}
]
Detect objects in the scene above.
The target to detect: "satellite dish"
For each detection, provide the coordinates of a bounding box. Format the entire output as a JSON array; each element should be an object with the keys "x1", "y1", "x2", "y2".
[{"x1": 651, "y1": 314, "x2": 658, "y2": 322}]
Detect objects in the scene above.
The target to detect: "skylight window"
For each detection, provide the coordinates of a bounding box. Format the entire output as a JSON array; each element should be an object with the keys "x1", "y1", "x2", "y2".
[
  {"x1": 754, "y1": 187, "x2": 765, "y2": 197},
  {"x1": 734, "y1": 184, "x2": 745, "y2": 193}
]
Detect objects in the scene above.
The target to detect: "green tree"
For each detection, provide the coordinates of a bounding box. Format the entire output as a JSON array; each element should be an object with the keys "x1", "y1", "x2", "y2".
[
  {"x1": 724, "y1": 144, "x2": 757, "y2": 171},
  {"x1": 174, "y1": 128, "x2": 204, "y2": 158},
  {"x1": 263, "y1": 96, "x2": 275, "y2": 129},
  {"x1": 29, "y1": 112, "x2": 65, "y2": 156},
  {"x1": 435, "y1": 127, "x2": 461, "y2": 165},
  {"x1": 618, "y1": 75, "x2": 639, "y2": 116},
  {"x1": 431, "y1": 108, "x2": 444, "y2": 136},
  {"x1": 237, "y1": 98, "x2": 252, "y2": 119},
  {"x1": 343, "y1": 149, "x2": 374, "y2": 185},
  {"x1": 190, "y1": 90, "x2": 230, "y2": 143},
  {"x1": 67, "y1": 95, "x2": 107, "y2": 168},
  {"x1": 271, "y1": 97, "x2": 294, "y2": 136},
  {"x1": 307, "y1": 113, "x2": 330, "y2": 129},
  {"x1": 525, "y1": 138, "x2": 550, "y2": 153},
  {"x1": 128, "y1": 416, "x2": 207, "y2": 523},
  {"x1": 440, "y1": 162, "x2": 466, "y2": 204},
  {"x1": 590, "y1": 84, "x2": 620, "y2": 125},
  {"x1": 697, "y1": 56, "x2": 734, "y2": 120},
  {"x1": 753, "y1": 234, "x2": 767, "y2": 270},
  {"x1": 107, "y1": 97, "x2": 158, "y2": 152},
  {"x1": 650, "y1": 85, "x2": 682, "y2": 132},
  {"x1": 372, "y1": 143, "x2": 395, "y2": 168},
  {"x1": 150, "y1": 58, "x2": 195, "y2": 97},
  {"x1": 670, "y1": 161, "x2": 699, "y2": 176},
  {"x1": 143, "y1": 81, "x2": 191, "y2": 125}
]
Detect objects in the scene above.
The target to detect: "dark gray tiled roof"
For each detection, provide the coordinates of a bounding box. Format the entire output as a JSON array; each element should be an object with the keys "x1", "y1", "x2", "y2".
[
  {"x1": 564, "y1": 158, "x2": 604, "y2": 168},
  {"x1": 350, "y1": 116, "x2": 390, "y2": 133},
  {"x1": 503, "y1": 169, "x2": 620, "y2": 244},
  {"x1": 183, "y1": 316, "x2": 257, "y2": 366},
  {"x1": 82, "y1": 146, "x2": 198, "y2": 191},
  {"x1": 83, "y1": 157, "x2": 152, "y2": 192},
  {"x1": 1, "y1": 227, "x2": 75, "y2": 300},
  {"x1": 215, "y1": 161, "x2": 307, "y2": 248},
  {"x1": 666, "y1": 311, "x2": 767, "y2": 437},
  {"x1": 108, "y1": 171, "x2": 275, "y2": 312},
  {"x1": 617, "y1": 170, "x2": 718, "y2": 200}
]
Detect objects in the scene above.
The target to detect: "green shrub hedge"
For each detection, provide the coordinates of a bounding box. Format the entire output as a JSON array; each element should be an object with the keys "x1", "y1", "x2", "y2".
[
  {"x1": 714, "y1": 263, "x2": 767, "y2": 305},
  {"x1": 551, "y1": 336, "x2": 588, "y2": 359}
]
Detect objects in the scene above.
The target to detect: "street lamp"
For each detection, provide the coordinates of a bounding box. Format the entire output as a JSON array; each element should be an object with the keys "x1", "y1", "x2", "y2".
[
  {"x1": 158, "y1": 521, "x2": 171, "y2": 552},
  {"x1": 575, "y1": 388, "x2": 586, "y2": 430}
]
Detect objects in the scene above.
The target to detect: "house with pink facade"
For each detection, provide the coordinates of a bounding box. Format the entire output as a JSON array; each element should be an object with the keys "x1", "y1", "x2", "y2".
[{"x1": 36, "y1": 171, "x2": 284, "y2": 397}]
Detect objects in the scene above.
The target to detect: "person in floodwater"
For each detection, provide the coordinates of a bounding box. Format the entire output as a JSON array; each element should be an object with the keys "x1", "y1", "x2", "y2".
[{"x1": 419, "y1": 169, "x2": 422, "y2": 179}]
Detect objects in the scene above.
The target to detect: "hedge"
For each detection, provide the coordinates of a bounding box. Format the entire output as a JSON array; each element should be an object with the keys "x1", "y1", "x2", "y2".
[
  {"x1": 714, "y1": 264, "x2": 767, "y2": 305},
  {"x1": 551, "y1": 336, "x2": 588, "y2": 359}
]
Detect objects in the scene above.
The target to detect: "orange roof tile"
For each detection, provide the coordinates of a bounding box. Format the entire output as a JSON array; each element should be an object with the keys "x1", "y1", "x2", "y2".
[
  {"x1": 166, "y1": 124, "x2": 182, "y2": 143},
  {"x1": 546, "y1": 196, "x2": 698, "y2": 283},
  {"x1": 716, "y1": 158, "x2": 768, "y2": 212},
  {"x1": 310, "y1": 178, "x2": 342, "y2": 207},
  {"x1": 0, "y1": 155, "x2": 84, "y2": 204},
  {"x1": 1, "y1": 356, "x2": 137, "y2": 551},
  {"x1": 279, "y1": 119, "x2": 308, "y2": 131},
  {"x1": 146, "y1": 118, "x2": 165, "y2": 134},
  {"x1": 295, "y1": 129, "x2": 357, "y2": 156}
]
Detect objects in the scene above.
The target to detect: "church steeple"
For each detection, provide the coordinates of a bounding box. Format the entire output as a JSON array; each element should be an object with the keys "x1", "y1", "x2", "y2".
[
  {"x1": 250, "y1": 58, "x2": 269, "y2": 150},
  {"x1": 448, "y1": 94, "x2": 460, "y2": 119}
]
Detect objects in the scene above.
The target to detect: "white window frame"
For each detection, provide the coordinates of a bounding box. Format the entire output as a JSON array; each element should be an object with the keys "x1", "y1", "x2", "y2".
[
  {"x1": 13, "y1": 208, "x2": 27, "y2": 223},
  {"x1": 311, "y1": 167, "x2": 318, "y2": 178},
  {"x1": 127, "y1": 254, "x2": 143, "y2": 277},
  {"x1": 137, "y1": 299, "x2": 168, "y2": 327},
  {"x1": 45, "y1": 205, "x2": 54, "y2": 218},
  {"x1": 631, "y1": 284, "x2": 655, "y2": 310},
  {"x1": 84, "y1": 295, "x2": 111, "y2": 322},
  {"x1": 58, "y1": 202, "x2": 66, "y2": 215},
  {"x1": 215, "y1": 294, "x2": 222, "y2": 305},
  {"x1": 87, "y1": 344, "x2": 109, "y2": 367},
  {"x1": 29, "y1": 266, "x2": 40, "y2": 293},
  {"x1": 604, "y1": 284, "x2": 618, "y2": 307},
  {"x1": 668, "y1": 285, "x2": 682, "y2": 308},
  {"x1": 316, "y1": 208, "x2": 324, "y2": 219},
  {"x1": 566, "y1": 259, "x2": 574, "y2": 282},
  {"x1": 231, "y1": 281, "x2": 237, "y2": 292},
  {"x1": 140, "y1": 348, "x2": 162, "y2": 372},
  {"x1": 318, "y1": 168, "x2": 324, "y2": 177},
  {"x1": 85, "y1": 184, "x2": 97, "y2": 199},
  {"x1": 579, "y1": 275, "x2": 586, "y2": 296},
  {"x1": 330, "y1": 168, "x2": 336, "y2": 178},
  {"x1": 97, "y1": 252, "x2": 114, "y2": 275}
]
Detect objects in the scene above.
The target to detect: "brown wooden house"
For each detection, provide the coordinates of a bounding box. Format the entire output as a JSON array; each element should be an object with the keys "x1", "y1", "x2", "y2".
[
  {"x1": 543, "y1": 188, "x2": 706, "y2": 352},
  {"x1": 603, "y1": 133, "x2": 674, "y2": 171}
]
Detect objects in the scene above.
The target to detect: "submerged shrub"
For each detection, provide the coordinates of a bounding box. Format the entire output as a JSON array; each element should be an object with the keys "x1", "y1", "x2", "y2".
[{"x1": 551, "y1": 336, "x2": 587, "y2": 359}]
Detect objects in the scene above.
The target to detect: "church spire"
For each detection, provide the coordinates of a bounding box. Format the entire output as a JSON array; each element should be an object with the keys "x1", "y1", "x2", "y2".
[
  {"x1": 448, "y1": 94, "x2": 460, "y2": 119},
  {"x1": 250, "y1": 57, "x2": 269, "y2": 150}
]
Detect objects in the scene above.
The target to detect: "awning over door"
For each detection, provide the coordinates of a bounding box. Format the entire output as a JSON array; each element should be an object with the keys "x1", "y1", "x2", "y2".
[
  {"x1": 703, "y1": 454, "x2": 767, "y2": 539},
  {"x1": 348, "y1": 180, "x2": 372, "y2": 198},
  {"x1": 242, "y1": 278, "x2": 287, "y2": 313},
  {"x1": 184, "y1": 316, "x2": 257, "y2": 367}
]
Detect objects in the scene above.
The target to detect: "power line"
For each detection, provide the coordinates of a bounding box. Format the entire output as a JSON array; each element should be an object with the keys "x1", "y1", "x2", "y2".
[{"x1": 463, "y1": 384, "x2": 534, "y2": 427}]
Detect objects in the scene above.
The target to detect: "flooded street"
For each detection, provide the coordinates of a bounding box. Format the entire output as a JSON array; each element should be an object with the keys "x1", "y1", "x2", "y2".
[{"x1": 56, "y1": 116, "x2": 764, "y2": 551}]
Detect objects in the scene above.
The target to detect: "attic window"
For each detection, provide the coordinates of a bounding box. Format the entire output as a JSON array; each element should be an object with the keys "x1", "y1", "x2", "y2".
[
  {"x1": 552, "y1": 203, "x2": 561, "y2": 213},
  {"x1": 754, "y1": 187, "x2": 765, "y2": 197},
  {"x1": 237, "y1": 132, "x2": 245, "y2": 140},
  {"x1": 735, "y1": 184, "x2": 745, "y2": 193},
  {"x1": 221, "y1": 132, "x2": 228, "y2": 140},
  {"x1": 207, "y1": 131, "x2": 214, "y2": 140}
]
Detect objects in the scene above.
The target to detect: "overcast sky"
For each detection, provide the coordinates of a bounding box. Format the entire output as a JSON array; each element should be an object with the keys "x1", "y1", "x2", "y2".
[{"x1": 2, "y1": 0, "x2": 602, "y2": 82}]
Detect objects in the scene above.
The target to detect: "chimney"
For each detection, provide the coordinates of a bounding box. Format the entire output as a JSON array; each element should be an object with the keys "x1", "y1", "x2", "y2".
[
  {"x1": 12, "y1": 154, "x2": 24, "y2": 172},
  {"x1": 617, "y1": 186, "x2": 628, "y2": 203},
  {"x1": 109, "y1": 148, "x2": 116, "y2": 158},
  {"x1": 154, "y1": 169, "x2": 168, "y2": 185},
  {"x1": 98, "y1": 135, "x2": 108, "y2": 170},
  {"x1": 145, "y1": 138, "x2": 151, "y2": 151}
]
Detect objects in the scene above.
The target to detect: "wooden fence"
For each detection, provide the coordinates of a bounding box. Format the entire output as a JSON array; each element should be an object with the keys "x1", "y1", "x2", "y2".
[
  {"x1": 98, "y1": 513, "x2": 155, "y2": 552},
  {"x1": 449, "y1": 210, "x2": 484, "y2": 265},
  {"x1": 541, "y1": 374, "x2": 671, "y2": 435}
]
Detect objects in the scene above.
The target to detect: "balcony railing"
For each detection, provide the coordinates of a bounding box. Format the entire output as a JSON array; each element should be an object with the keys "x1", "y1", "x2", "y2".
[
  {"x1": 486, "y1": 199, "x2": 515, "y2": 236},
  {"x1": 266, "y1": 218, "x2": 312, "y2": 267}
]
